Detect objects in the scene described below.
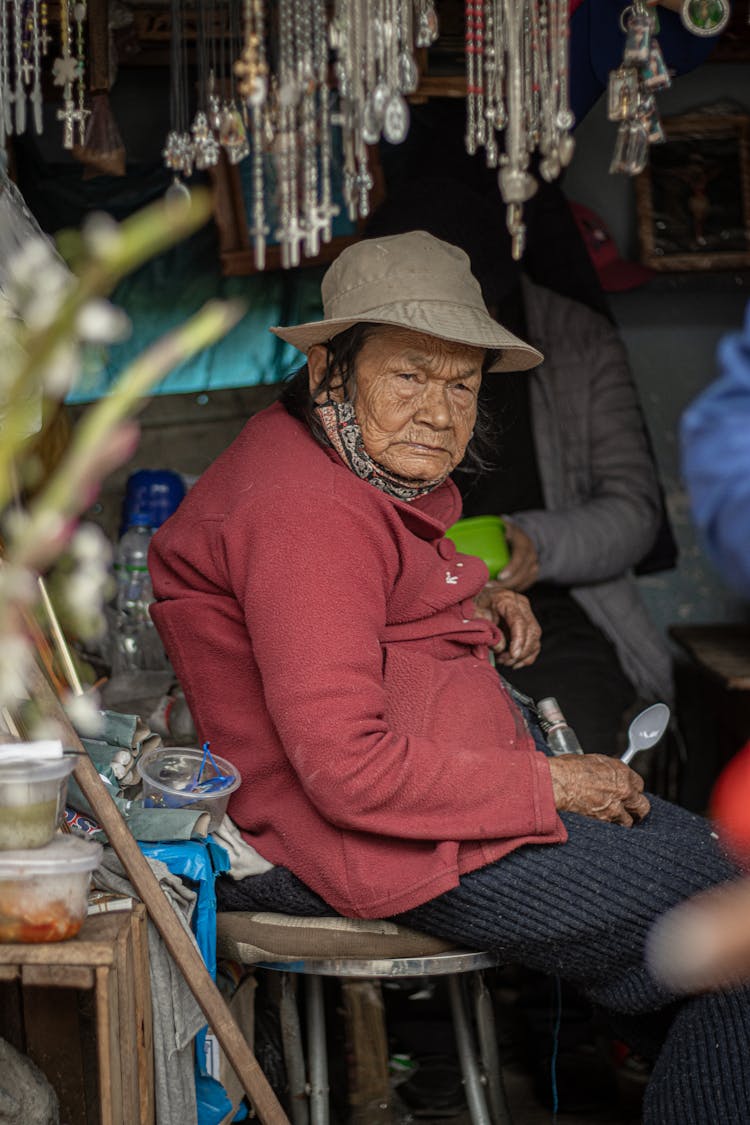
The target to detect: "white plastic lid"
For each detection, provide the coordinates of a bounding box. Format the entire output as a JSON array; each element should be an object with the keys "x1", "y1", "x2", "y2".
[
  {"x1": 0, "y1": 755, "x2": 77, "y2": 783},
  {"x1": 0, "y1": 740, "x2": 63, "y2": 763},
  {"x1": 0, "y1": 834, "x2": 103, "y2": 876}
]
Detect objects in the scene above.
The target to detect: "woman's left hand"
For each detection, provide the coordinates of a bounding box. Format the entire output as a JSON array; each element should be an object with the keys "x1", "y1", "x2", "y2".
[{"x1": 474, "y1": 584, "x2": 542, "y2": 667}]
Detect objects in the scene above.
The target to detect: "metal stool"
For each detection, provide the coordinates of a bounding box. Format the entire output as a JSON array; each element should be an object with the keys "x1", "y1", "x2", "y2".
[{"x1": 217, "y1": 911, "x2": 513, "y2": 1125}]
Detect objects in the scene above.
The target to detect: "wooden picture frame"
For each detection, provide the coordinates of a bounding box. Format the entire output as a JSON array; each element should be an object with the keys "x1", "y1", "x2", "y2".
[{"x1": 634, "y1": 113, "x2": 750, "y2": 272}]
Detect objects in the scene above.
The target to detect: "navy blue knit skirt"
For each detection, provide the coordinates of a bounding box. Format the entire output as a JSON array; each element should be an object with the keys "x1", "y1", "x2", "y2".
[{"x1": 217, "y1": 796, "x2": 750, "y2": 1124}]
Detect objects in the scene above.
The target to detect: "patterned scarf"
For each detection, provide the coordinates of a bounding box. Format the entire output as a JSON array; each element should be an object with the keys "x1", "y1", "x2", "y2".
[{"x1": 314, "y1": 398, "x2": 449, "y2": 502}]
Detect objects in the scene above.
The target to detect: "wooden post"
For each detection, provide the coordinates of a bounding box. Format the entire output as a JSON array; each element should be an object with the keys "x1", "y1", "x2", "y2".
[{"x1": 27, "y1": 660, "x2": 290, "y2": 1125}]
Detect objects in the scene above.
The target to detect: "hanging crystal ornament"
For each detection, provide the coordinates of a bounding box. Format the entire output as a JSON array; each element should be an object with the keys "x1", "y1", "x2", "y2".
[
  {"x1": 415, "y1": 0, "x2": 439, "y2": 47},
  {"x1": 219, "y1": 1, "x2": 249, "y2": 164},
  {"x1": 162, "y1": 0, "x2": 193, "y2": 190},
  {"x1": 190, "y1": 0, "x2": 219, "y2": 170},
  {"x1": 608, "y1": 2, "x2": 669, "y2": 176}
]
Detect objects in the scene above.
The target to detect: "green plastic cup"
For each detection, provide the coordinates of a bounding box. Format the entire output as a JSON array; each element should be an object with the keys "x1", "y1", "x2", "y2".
[{"x1": 444, "y1": 515, "x2": 510, "y2": 578}]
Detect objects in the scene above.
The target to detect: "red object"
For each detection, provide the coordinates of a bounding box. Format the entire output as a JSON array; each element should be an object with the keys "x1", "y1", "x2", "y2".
[
  {"x1": 150, "y1": 402, "x2": 564, "y2": 919},
  {"x1": 570, "y1": 201, "x2": 655, "y2": 293},
  {"x1": 710, "y1": 739, "x2": 750, "y2": 863}
]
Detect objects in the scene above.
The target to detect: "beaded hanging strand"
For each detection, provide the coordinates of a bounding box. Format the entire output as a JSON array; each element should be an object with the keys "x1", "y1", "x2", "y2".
[
  {"x1": 274, "y1": 0, "x2": 303, "y2": 267},
  {"x1": 0, "y1": 0, "x2": 11, "y2": 141},
  {"x1": 13, "y1": 0, "x2": 24, "y2": 132},
  {"x1": 235, "y1": 0, "x2": 269, "y2": 267},
  {"x1": 30, "y1": 0, "x2": 42, "y2": 133},
  {"x1": 73, "y1": 1, "x2": 88, "y2": 145},
  {"x1": 314, "y1": 0, "x2": 338, "y2": 244},
  {"x1": 53, "y1": 0, "x2": 78, "y2": 149}
]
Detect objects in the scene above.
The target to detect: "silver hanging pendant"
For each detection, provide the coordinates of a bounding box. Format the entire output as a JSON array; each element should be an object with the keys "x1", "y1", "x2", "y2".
[
  {"x1": 220, "y1": 104, "x2": 250, "y2": 164},
  {"x1": 166, "y1": 175, "x2": 191, "y2": 204},
  {"x1": 680, "y1": 0, "x2": 730, "y2": 36},
  {"x1": 382, "y1": 92, "x2": 409, "y2": 144}
]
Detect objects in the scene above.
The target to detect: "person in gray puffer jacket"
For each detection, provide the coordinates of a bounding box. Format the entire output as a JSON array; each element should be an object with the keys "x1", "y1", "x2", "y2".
[
  {"x1": 367, "y1": 180, "x2": 673, "y2": 756},
  {"x1": 491, "y1": 277, "x2": 674, "y2": 720}
]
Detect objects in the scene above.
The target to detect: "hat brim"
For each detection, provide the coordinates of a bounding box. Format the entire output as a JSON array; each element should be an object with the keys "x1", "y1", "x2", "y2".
[{"x1": 270, "y1": 300, "x2": 543, "y2": 373}]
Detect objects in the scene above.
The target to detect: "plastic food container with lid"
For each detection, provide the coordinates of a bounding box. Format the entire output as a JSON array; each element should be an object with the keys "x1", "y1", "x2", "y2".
[
  {"x1": 137, "y1": 746, "x2": 241, "y2": 832},
  {"x1": 0, "y1": 835, "x2": 103, "y2": 943},
  {"x1": 0, "y1": 755, "x2": 77, "y2": 850}
]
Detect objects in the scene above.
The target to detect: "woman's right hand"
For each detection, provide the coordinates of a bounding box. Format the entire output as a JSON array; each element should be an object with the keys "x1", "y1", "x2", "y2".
[{"x1": 547, "y1": 754, "x2": 650, "y2": 827}]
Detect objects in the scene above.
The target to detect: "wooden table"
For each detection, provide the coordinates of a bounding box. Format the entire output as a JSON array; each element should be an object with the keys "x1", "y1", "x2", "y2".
[{"x1": 0, "y1": 904, "x2": 154, "y2": 1125}]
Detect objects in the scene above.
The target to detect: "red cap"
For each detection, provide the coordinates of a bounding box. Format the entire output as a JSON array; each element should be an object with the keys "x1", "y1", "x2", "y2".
[{"x1": 570, "y1": 201, "x2": 654, "y2": 293}]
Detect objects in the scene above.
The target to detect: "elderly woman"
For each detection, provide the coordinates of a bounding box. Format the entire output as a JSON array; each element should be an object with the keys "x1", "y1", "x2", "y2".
[{"x1": 150, "y1": 232, "x2": 750, "y2": 1123}]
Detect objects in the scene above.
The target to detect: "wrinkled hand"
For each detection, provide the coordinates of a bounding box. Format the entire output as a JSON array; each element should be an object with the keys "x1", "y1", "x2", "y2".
[
  {"x1": 495, "y1": 521, "x2": 540, "y2": 592},
  {"x1": 548, "y1": 754, "x2": 650, "y2": 827},
  {"x1": 474, "y1": 584, "x2": 542, "y2": 667}
]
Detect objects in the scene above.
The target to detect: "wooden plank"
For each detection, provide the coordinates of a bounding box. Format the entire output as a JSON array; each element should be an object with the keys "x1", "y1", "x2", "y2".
[
  {"x1": 115, "y1": 915, "x2": 141, "y2": 1123},
  {"x1": 22, "y1": 963, "x2": 95, "y2": 989},
  {"x1": 130, "y1": 905, "x2": 155, "y2": 1125},
  {"x1": 0, "y1": 913, "x2": 127, "y2": 968},
  {"x1": 340, "y1": 980, "x2": 394, "y2": 1125},
  {"x1": 0, "y1": 964, "x2": 20, "y2": 982},
  {"x1": 96, "y1": 964, "x2": 124, "y2": 1125}
]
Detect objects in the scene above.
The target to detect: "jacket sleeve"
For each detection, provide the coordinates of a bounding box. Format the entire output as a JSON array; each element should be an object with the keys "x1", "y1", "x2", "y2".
[
  {"x1": 510, "y1": 312, "x2": 661, "y2": 586},
  {"x1": 681, "y1": 302, "x2": 750, "y2": 600},
  {"x1": 222, "y1": 484, "x2": 559, "y2": 844}
]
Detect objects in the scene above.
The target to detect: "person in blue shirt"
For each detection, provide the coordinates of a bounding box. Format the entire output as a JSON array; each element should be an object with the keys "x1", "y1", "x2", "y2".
[{"x1": 681, "y1": 301, "x2": 750, "y2": 599}]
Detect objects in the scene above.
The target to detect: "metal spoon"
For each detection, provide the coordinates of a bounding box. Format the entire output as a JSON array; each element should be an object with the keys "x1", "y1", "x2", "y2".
[{"x1": 620, "y1": 703, "x2": 671, "y2": 766}]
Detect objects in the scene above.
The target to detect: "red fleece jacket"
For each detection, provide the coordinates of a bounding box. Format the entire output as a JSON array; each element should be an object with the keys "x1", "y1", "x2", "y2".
[{"x1": 149, "y1": 402, "x2": 565, "y2": 917}]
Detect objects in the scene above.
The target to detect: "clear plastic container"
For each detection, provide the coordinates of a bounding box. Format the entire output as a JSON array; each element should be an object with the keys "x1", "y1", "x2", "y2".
[
  {"x1": 0, "y1": 835, "x2": 103, "y2": 942},
  {"x1": 137, "y1": 746, "x2": 241, "y2": 832},
  {"x1": 0, "y1": 756, "x2": 77, "y2": 850}
]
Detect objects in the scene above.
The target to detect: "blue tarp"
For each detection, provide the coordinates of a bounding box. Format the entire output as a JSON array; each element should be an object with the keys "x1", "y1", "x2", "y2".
[{"x1": 68, "y1": 227, "x2": 326, "y2": 403}]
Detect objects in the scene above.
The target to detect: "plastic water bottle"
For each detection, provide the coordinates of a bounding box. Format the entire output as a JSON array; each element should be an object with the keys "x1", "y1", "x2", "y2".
[
  {"x1": 537, "y1": 697, "x2": 585, "y2": 756},
  {"x1": 113, "y1": 513, "x2": 157, "y2": 673}
]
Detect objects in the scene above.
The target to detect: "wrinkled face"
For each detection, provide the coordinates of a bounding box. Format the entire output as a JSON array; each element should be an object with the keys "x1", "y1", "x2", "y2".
[{"x1": 309, "y1": 326, "x2": 484, "y2": 481}]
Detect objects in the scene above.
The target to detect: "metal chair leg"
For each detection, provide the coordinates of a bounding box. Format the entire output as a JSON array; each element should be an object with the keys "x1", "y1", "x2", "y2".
[
  {"x1": 472, "y1": 971, "x2": 513, "y2": 1125},
  {"x1": 305, "y1": 975, "x2": 330, "y2": 1125},
  {"x1": 278, "y1": 973, "x2": 310, "y2": 1125},
  {"x1": 447, "y1": 974, "x2": 493, "y2": 1125}
]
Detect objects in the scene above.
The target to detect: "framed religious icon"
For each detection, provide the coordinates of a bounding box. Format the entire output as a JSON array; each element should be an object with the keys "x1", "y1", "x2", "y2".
[{"x1": 634, "y1": 112, "x2": 750, "y2": 271}]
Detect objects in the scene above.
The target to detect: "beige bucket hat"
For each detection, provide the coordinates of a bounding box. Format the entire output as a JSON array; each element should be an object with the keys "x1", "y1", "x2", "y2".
[{"x1": 270, "y1": 230, "x2": 543, "y2": 373}]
